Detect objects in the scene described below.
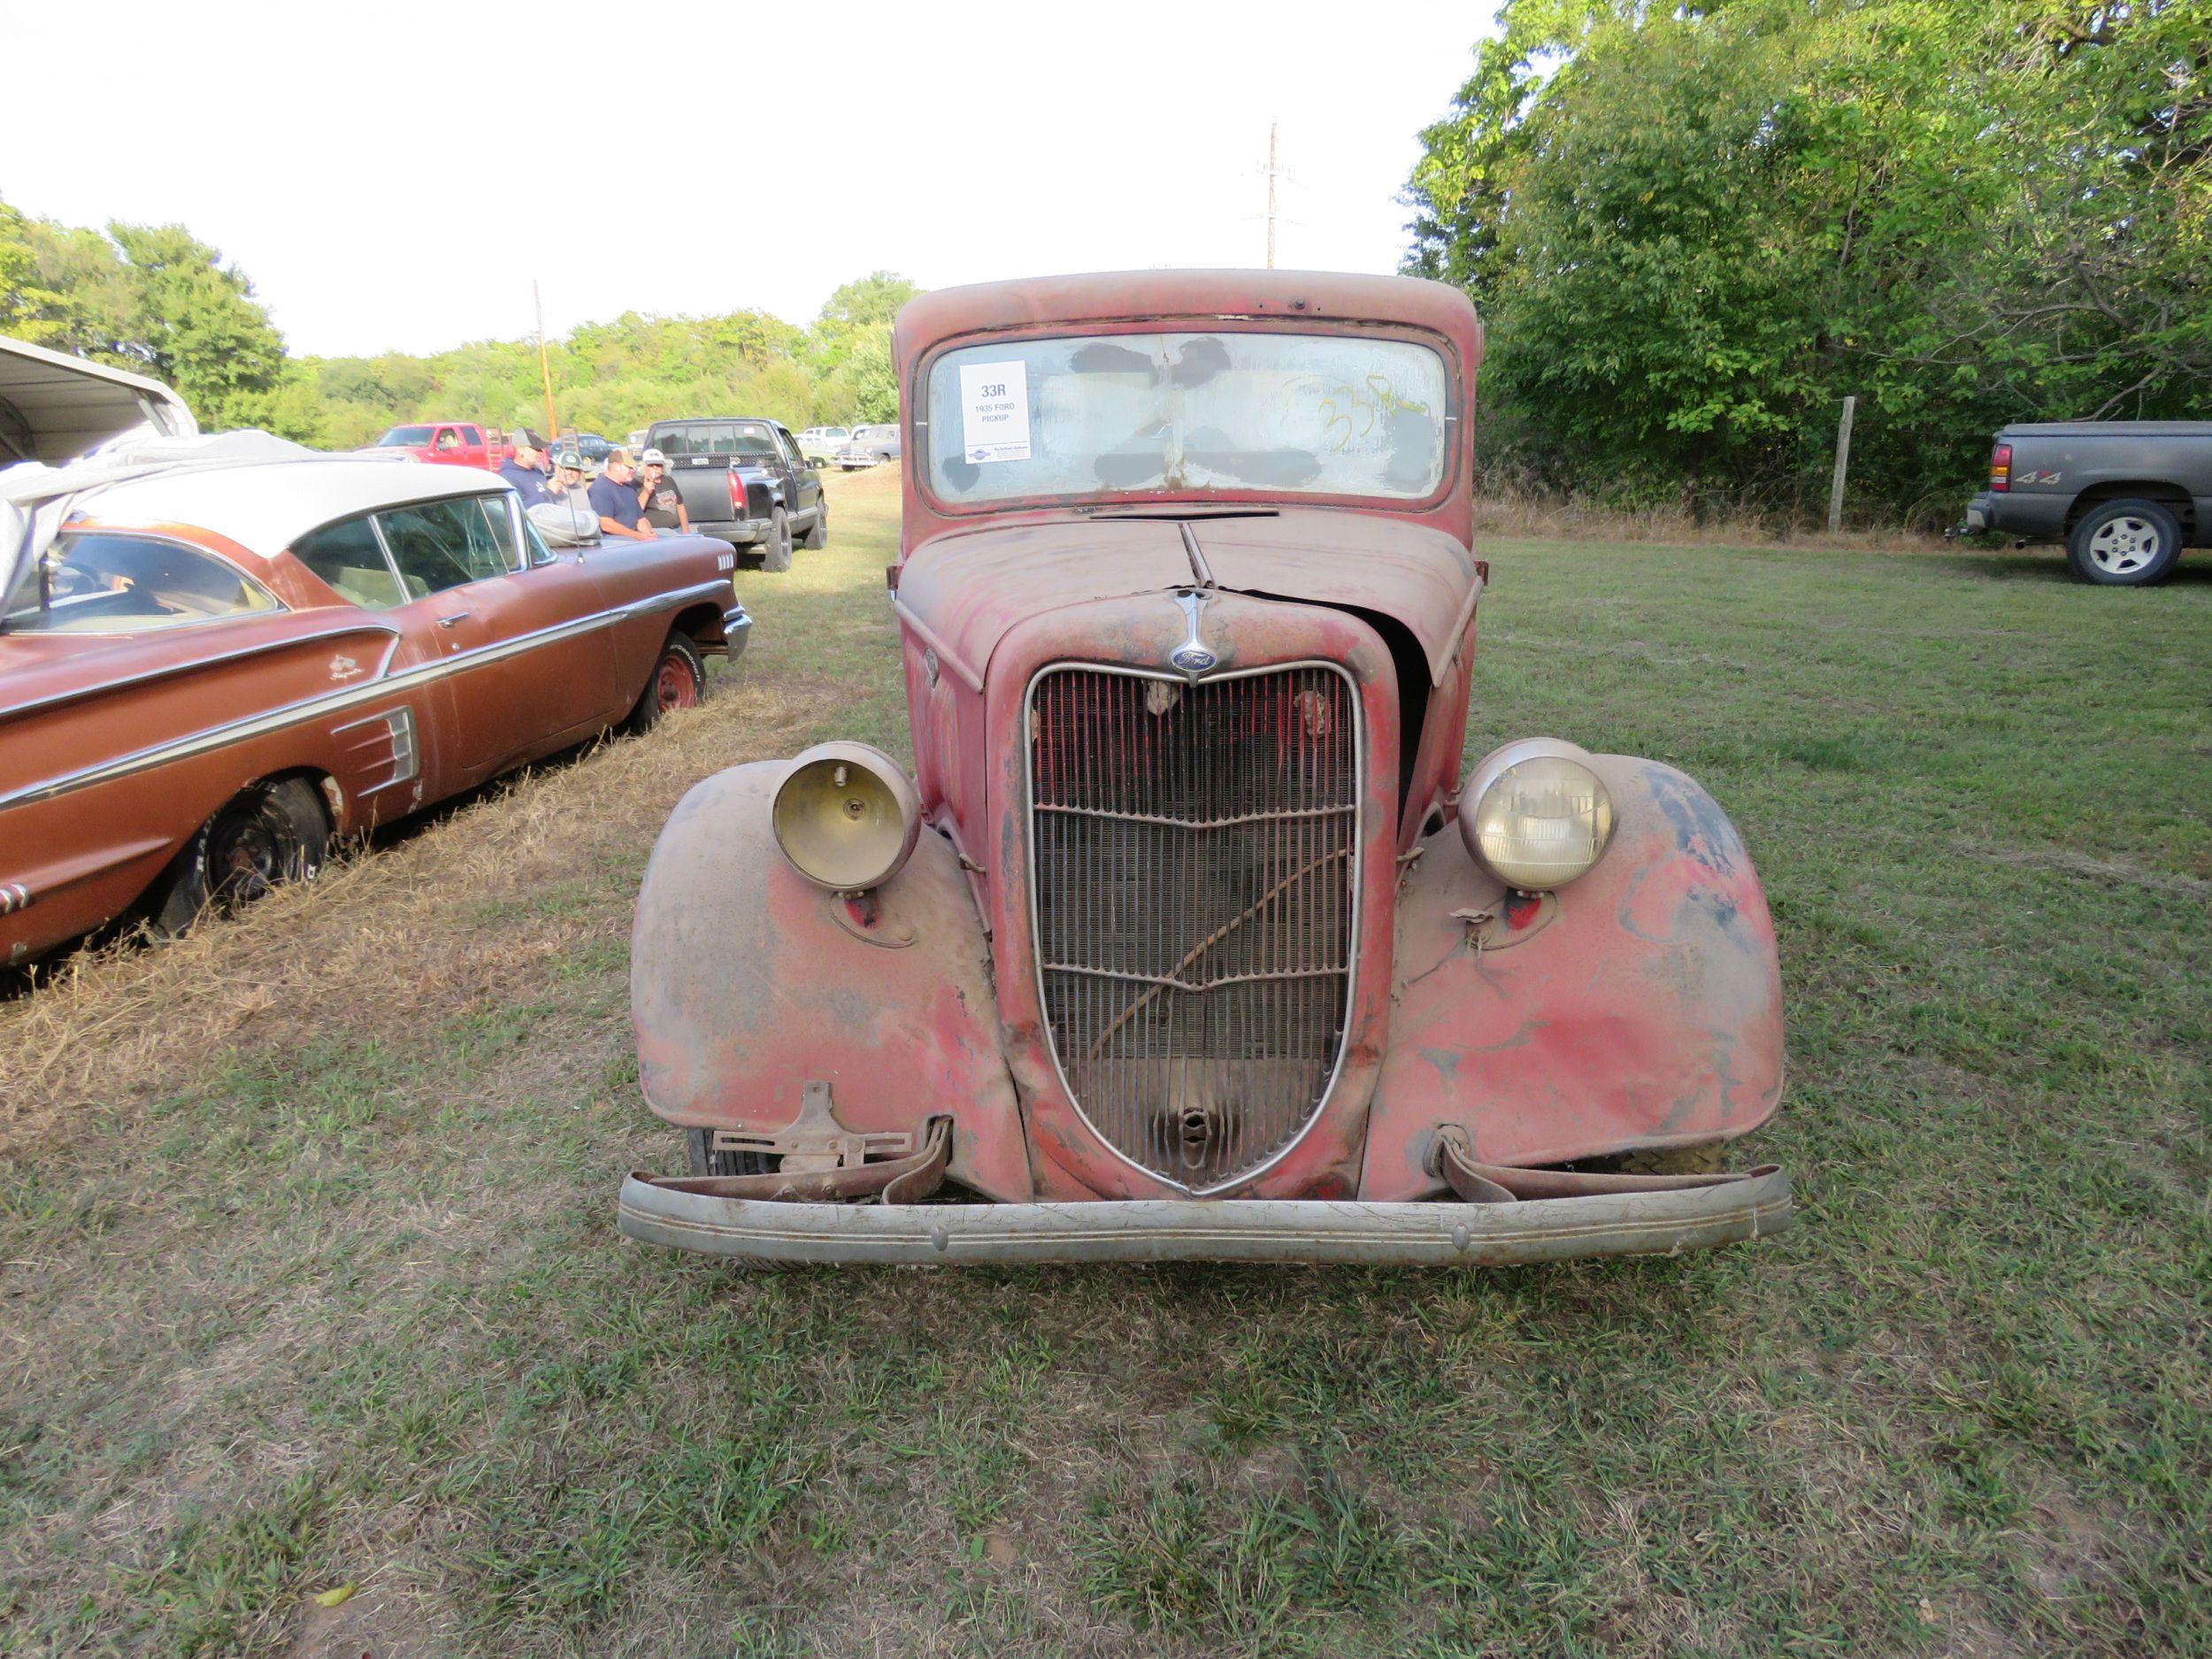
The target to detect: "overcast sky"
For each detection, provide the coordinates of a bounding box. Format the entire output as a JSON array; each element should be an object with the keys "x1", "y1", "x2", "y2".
[{"x1": 5, "y1": 0, "x2": 1494, "y2": 359}]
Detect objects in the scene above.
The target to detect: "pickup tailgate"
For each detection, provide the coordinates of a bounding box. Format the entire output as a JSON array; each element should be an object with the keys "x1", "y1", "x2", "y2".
[{"x1": 669, "y1": 457, "x2": 739, "y2": 524}]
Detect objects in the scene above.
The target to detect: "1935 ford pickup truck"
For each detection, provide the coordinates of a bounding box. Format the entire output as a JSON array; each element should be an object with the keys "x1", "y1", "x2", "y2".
[{"x1": 619, "y1": 271, "x2": 1790, "y2": 1265}]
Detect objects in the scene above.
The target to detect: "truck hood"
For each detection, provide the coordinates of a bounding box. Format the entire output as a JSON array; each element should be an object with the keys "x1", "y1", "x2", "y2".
[{"x1": 895, "y1": 508, "x2": 1481, "y2": 688}]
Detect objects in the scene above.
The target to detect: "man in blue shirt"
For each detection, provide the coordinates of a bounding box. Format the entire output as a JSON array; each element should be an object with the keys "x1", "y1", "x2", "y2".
[
  {"x1": 499, "y1": 429, "x2": 552, "y2": 505},
  {"x1": 588, "y1": 450, "x2": 654, "y2": 541}
]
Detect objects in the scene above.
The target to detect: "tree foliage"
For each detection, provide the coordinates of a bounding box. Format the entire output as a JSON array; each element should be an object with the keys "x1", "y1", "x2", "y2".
[
  {"x1": 10, "y1": 210, "x2": 301, "y2": 435},
  {"x1": 1, "y1": 195, "x2": 920, "y2": 453},
  {"x1": 1405, "y1": 0, "x2": 2210, "y2": 522}
]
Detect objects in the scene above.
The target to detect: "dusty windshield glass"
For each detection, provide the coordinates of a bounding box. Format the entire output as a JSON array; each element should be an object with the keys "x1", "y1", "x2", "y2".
[{"x1": 925, "y1": 331, "x2": 1449, "y2": 504}]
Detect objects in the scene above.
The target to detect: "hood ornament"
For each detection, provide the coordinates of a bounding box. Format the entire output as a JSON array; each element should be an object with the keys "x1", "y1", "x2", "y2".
[{"x1": 1168, "y1": 588, "x2": 1217, "y2": 680}]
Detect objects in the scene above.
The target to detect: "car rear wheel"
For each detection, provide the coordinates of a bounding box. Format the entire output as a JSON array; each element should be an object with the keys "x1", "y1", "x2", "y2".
[
  {"x1": 626, "y1": 632, "x2": 706, "y2": 734},
  {"x1": 763, "y1": 508, "x2": 793, "y2": 572},
  {"x1": 803, "y1": 496, "x2": 828, "y2": 549},
  {"x1": 148, "y1": 777, "x2": 331, "y2": 937},
  {"x1": 2067, "y1": 499, "x2": 2184, "y2": 586}
]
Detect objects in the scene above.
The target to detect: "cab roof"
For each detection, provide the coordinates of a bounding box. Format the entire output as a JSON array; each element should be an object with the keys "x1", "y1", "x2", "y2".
[{"x1": 893, "y1": 269, "x2": 1483, "y2": 369}]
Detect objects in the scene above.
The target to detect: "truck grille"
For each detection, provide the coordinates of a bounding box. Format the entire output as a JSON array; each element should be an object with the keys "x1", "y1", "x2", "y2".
[{"x1": 1028, "y1": 664, "x2": 1359, "y2": 1188}]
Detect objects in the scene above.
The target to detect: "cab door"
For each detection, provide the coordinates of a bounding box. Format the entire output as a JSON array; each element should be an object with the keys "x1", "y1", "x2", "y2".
[
  {"x1": 774, "y1": 424, "x2": 821, "y2": 526},
  {"x1": 373, "y1": 495, "x2": 621, "y2": 777}
]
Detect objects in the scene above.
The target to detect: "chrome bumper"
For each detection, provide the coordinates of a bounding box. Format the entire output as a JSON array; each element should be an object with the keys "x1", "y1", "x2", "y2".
[
  {"x1": 722, "y1": 603, "x2": 752, "y2": 663},
  {"x1": 616, "y1": 1165, "x2": 1792, "y2": 1265}
]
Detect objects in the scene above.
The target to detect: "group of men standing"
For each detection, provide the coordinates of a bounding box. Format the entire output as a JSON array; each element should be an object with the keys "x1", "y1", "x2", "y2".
[{"x1": 497, "y1": 429, "x2": 690, "y2": 541}]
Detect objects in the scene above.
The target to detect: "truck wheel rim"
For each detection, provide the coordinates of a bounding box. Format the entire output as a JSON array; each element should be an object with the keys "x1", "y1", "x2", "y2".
[
  {"x1": 2089, "y1": 517, "x2": 2155, "y2": 573},
  {"x1": 655, "y1": 651, "x2": 701, "y2": 713}
]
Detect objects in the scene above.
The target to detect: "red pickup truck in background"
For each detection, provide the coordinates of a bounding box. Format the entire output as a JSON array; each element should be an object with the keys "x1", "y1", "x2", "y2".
[{"x1": 367, "y1": 422, "x2": 510, "y2": 470}]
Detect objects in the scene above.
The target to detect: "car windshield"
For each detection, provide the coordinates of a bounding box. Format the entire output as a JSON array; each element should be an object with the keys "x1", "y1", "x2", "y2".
[
  {"x1": 378, "y1": 426, "x2": 435, "y2": 446},
  {"x1": 652, "y1": 422, "x2": 780, "y2": 458},
  {"x1": 924, "y1": 331, "x2": 1449, "y2": 504}
]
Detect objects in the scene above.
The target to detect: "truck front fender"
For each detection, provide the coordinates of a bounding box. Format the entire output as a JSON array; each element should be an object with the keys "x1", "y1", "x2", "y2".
[
  {"x1": 631, "y1": 761, "x2": 1033, "y2": 1202},
  {"x1": 1365, "y1": 756, "x2": 1785, "y2": 1199}
]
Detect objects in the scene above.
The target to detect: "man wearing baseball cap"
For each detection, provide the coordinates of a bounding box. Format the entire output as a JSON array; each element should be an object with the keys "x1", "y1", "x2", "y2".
[
  {"x1": 588, "y1": 449, "x2": 655, "y2": 541},
  {"x1": 636, "y1": 448, "x2": 688, "y2": 534},
  {"x1": 499, "y1": 428, "x2": 553, "y2": 505}
]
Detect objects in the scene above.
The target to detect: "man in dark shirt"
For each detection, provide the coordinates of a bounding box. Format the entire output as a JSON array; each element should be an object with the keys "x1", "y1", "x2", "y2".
[
  {"x1": 499, "y1": 429, "x2": 552, "y2": 505},
  {"x1": 636, "y1": 448, "x2": 688, "y2": 533},
  {"x1": 588, "y1": 450, "x2": 654, "y2": 541}
]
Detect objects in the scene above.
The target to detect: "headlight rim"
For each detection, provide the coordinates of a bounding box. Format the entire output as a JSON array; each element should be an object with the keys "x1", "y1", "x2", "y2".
[
  {"x1": 770, "y1": 741, "x2": 922, "y2": 894},
  {"x1": 1460, "y1": 736, "x2": 1616, "y2": 892}
]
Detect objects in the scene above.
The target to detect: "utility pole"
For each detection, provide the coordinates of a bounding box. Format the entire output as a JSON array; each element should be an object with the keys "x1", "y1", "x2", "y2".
[
  {"x1": 1827, "y1": 395, "x2": 1856, "y2": 534},
  {"x1": 534, "y1": 280, "x2": 558, "y2": 442},
  {"x1": 1265, "y1": 121, "x2": 1279, "y2": 269}
]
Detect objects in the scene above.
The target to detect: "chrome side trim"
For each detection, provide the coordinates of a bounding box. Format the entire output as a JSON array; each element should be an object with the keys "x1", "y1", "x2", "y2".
[
  {"x1": 1020, "y1": 654, "x2": 1367, "y2": 1198},
  {"x1": 0, "y1": 580, "x2": 732, "y2": 815},
  {"x1": 0, "y1": 620, "x2": 402, "y2": 726},
  {"x1": 616, "y1": 1167, "x2": 1795, "y2": 1265},
  {"x1": 333, "y1": 705, "x2": 419, "y2": 797},
  {"x1": 0, "y1": 880, "x2": 32, "y2": 916}
]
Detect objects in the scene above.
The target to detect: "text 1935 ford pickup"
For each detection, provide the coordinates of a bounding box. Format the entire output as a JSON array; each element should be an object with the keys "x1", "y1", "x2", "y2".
[
  {"x1": 1, "y1": 435, "x2": 748, "y2": 968},
  {"x1": 619, "y1": 271, "x2": 1790, "y2": 1265}
]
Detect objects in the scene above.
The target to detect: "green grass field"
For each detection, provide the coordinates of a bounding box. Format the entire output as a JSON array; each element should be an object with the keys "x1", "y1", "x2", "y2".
[{"x1": 1, "y1": 467, "x2": 2206, "y2": 1657}]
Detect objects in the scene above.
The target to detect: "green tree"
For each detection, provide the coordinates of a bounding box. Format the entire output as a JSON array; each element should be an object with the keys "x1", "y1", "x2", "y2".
[
  {"x1": 0, "y1": 197, "x2": 70, "y2": 343},
  {"x1": 1404, "y1": 0, "x2": 2209, "y2": 522},
  {"x1": 17, "y1": 211, "x2": 306, "y2": 437}
]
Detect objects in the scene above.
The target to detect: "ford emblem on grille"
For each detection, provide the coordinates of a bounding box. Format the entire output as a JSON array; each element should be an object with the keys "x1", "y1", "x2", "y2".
[{"x1": 1168, "y1": 590, "x2": 1217, "y2": 680}]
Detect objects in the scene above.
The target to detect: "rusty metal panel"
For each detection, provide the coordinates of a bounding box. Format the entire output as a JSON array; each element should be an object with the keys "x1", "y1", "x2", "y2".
[
  {"x1": 1365, "y1": 755, "x2": 1786, "y2": 1201},
  {"x1": 629, "y1": 761, "x2": 1034, "y2": 1204}
]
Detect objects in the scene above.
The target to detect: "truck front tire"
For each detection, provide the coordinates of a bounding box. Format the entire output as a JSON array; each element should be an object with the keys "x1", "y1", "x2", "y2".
[{"x1": 2067, "y1": 499, "x2": 2184, "y2": 586}]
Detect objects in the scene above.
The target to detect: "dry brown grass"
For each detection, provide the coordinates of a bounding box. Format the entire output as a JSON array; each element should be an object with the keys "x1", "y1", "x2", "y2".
[
  {"x1": 0, "y1": 675, "x2": 841, "y2": 1157},
  {"x1": 1476, "y1": 487, "x2": 1949, "y2": 552}
]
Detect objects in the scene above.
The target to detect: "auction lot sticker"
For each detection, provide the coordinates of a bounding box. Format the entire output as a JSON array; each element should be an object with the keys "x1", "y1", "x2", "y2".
[{"x1": 959, "y1": 361, "x2": 1031, "y2": 464}]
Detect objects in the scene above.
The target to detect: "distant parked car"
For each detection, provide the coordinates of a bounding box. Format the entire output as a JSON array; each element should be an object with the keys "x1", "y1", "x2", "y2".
[
  {"x1": 645, "y1": 418, "x2": 827, "y2": 572},
  {"x1": 369, "y1": 421, "x2": 507, "y2": 471},
  {"x1": 836, "y1": 424, "x2": 901, "y2": 468},
  {"x1": 797, "y1": 426, "x2": 850, "y2": 465},
  {"x1": 1958, "y1": 421, "x2": 2211, "y2": 585},
  {"x1": 1, "y1": 440, "x2": 749, "y2": 969},
  {"x1": 561, "y1": 432, "x2": 616, "y2": 465}
]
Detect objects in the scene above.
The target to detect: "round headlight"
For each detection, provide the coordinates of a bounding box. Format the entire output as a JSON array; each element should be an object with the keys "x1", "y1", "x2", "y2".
[
  {"x1": 771, "y1": 741, "x2": 921, "y2": 892},
  {"x1": 1463, "y1": 740, "x2": 1615, "y2": 890}
]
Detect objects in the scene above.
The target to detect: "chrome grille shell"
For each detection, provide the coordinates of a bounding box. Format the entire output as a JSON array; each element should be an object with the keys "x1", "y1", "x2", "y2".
[{"x1": 1023, "y1": 659, "x2": 1363, "y2": 1194}]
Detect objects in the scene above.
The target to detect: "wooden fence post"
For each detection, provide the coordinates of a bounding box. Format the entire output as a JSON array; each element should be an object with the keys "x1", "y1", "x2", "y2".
[{"x1": 1827, "y1": 396, "x2": 1856, "y2": 534}]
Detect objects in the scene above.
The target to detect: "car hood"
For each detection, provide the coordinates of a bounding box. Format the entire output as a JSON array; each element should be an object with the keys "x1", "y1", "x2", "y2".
[{"x1": 895, "y1": 508, "x2": 1481, "y2": 687}]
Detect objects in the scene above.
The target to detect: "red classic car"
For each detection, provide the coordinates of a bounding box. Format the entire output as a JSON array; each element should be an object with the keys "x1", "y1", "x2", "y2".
[
  {"x1": 619, "y1": 271, "x2": 1789, "y2": 1265},
  {"x1": 2, "y1": 437, "x2": 748, "y2": 969}
]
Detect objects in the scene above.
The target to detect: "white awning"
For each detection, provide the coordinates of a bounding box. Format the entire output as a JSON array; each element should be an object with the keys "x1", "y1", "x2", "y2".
[{"x1": 0, "y1": 334, "x2": 197, "y2": 466}]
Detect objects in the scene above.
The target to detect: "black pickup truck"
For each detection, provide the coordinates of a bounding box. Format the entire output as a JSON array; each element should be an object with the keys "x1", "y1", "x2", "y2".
[
  {"x1": 645, "y1": 418, "x2": 827, "y2": 573},
  {"x1": 1959, "y1": 421, "x2": 2211, "y2": 586}
]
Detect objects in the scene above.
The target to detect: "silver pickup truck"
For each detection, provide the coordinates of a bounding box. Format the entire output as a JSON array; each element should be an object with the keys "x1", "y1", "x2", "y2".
[{"x1": 1960, "y1": 421, "x2": 2210, "y2": 586}]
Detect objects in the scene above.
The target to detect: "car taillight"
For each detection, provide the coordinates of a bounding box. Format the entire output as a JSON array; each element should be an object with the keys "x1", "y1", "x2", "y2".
[
  {"x1": 729, "y1": 471, "x2": 745, "y2": 510},
  {"x1": 1990, "y1": 442, "x2": 2012, "y2": 492}
]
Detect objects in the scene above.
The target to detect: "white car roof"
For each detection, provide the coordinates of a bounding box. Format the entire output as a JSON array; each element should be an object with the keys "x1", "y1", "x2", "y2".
[{"x1": 83, "y1": 456, "x2": 511, "y2": 559}]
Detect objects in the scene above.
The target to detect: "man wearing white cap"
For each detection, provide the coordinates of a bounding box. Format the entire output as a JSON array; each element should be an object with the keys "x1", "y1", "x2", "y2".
[{"x1": 636, "y1": 448, "x2": 688, "y2": 534}]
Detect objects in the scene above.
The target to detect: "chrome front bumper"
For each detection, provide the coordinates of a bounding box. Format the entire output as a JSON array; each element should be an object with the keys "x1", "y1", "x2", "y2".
[
  {"x1": 616, "y1": 1166, "x2": 1792, "y2": 1265},
  {"x1": 722, "y1": 603, "x2": 752, "y2": 663}
]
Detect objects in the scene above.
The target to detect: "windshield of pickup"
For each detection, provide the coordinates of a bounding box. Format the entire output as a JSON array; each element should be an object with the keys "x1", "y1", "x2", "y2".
[
  {"x1": 377, "y1": 426, "x2": 435, "y2": 446},
  {"x1": 652, "y1": 421, "x2": 780, "y2": 458},
  {"x1": 923, "y1": 331, "x2": 1449, "y2": 504}
]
